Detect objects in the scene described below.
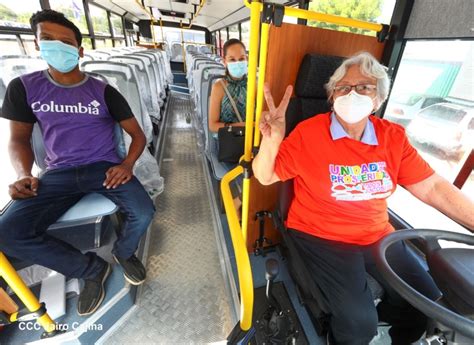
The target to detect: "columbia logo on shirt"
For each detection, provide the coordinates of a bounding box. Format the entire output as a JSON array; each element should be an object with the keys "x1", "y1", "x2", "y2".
[{"x1": 31, "y1": 100, "x2": 101, "y2": 115}]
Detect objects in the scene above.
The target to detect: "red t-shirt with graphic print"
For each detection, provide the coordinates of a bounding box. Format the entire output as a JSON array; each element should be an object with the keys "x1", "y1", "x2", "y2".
[{"x1": 274, "y1": 112, "x2": 434, "y2": 245}]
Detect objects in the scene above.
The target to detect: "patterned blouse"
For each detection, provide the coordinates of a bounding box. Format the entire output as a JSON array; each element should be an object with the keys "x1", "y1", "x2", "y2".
[{"x1": 219, "y1": 75, "x2": 247, "y2": 123}]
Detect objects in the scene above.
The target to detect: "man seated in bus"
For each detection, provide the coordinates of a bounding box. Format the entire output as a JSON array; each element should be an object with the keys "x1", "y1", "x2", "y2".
[
  {"x1": 253, "y1": 52, "x2": 474, "y2": 344},
  {"x1": 0, "y1": 10, "x2": 155, "y2": 316},
  {"x1": 208, "y1": 38, "x2": 248, "y2": 133}
]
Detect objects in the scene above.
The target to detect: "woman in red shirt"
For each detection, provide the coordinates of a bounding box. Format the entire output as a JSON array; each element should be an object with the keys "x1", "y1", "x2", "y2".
[{"x1": 253, "y1": 52, "x2": 474, "y2": 345}]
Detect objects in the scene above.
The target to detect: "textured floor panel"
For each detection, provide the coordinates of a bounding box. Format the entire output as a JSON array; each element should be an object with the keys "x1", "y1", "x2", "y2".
[{"x1": 105, "y1": 92, "x2": 233, "y2": 344}]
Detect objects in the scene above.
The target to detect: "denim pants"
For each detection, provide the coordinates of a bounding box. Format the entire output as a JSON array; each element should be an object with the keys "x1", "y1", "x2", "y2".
[
  {"x1": 289, "y1": 229, "x2": 442, "y2": 345},
  {"x1": 0, "y1": 161, "x2": 155, "y2": 280}
]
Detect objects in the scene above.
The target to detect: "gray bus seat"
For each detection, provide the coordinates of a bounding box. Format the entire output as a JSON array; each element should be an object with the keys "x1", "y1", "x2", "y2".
[
  {"x1": 171, "y1": 42, "x2": 183, "y2": 62},
  {"x1": 31, "y1": 123, "x2": 120, "y2": 250},
  {"x1": 107, "y1": 55, "x2": 161, "y2": 121},
  {"x1": 132, "y1": 52, "x2": 167, "y2": 102},
  {"x1": 80, "y1": 61, "x2": 154, "y2": 143},
  {"x1": 125, "y1": 53, "x2": 165, "y2": 108}
]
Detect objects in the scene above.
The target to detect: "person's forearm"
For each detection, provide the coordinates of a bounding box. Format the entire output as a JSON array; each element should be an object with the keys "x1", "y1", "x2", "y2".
[
  {"x1": 9, "y1": 140, "x2": 34, "y2": 178},
  {"x1": 253, "y1": 137, "x2": 281, "y2": 185},
  {"x1": 123, "y1": 133, "x2": 146, "y2": 167},
  {"x1": 428, "y1": 179, "x2": 474, "y2": 231}
]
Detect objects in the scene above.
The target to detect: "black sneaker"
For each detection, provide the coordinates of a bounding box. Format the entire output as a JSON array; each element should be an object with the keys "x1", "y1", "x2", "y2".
[
  {"x1": 113, "y1": 254, "x2": 146, "y2": 285},
  {"x1": 77, "y1": 262, "x2": 111, "y2": 316}
]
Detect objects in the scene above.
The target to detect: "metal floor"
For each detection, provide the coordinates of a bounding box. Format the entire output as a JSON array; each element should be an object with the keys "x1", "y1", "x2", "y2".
[{"x1": 104, "y1": 92, "x2": 234, "y2": 344}]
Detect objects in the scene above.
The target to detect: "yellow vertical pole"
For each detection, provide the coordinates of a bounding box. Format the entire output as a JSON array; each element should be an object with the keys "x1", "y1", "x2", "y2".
[
  {"x1": 159, "y1": 18, "x2": 164, "y2": 43},
  {"x1": 241, "y1": 0, "x2": 262, "y2": 244},
  {"x1": 180, "y1": 26, "x2": 187, "y2": 72},
  {"x1": 253, "y1": 22, "x2": 270, "y2": 148},
  {"x1": 0, "y1": 253, "x2": 56, "y2": 333}
]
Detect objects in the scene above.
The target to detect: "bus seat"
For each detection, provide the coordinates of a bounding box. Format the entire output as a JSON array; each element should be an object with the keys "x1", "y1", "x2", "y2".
[
  {"x1": 171, "y1": 42, "x2": 183, "y2": 62},
  {"x1": 107, "y1": 56, "x2": 161, "y2": 121},
  {"x1": 128, "y1": 53, "x2": 165, "y2": 106},
  {"x1": 31, "y1": 123, "x2": 119, "y2": 250},
  {"x1": 201, "y1": 68, "x2": 225, "y2": 154},
  {"x1": 81, "y1": 61, "x2": 154, "y2": 143},
  {"x1": 274, "y1": 54, "x2": 385, "y2": 335},
  {"x1": 133, "y1": 51, "x2": 168, "y2": 99}
]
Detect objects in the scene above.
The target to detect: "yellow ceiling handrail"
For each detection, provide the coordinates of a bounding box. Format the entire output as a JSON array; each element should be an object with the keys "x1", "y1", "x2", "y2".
[
  {"x1": 243, "y1": 0, "x2": 384, "y2": 33},
  {"x1": 181, "y1": 0, "x2": 206, "y2": 30},
  {"x1": 135, "y1": 0, "x2": 158, "y2": 48}
]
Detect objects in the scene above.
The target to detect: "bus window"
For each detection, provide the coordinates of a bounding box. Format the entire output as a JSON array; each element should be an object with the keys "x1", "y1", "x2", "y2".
[
  {"x1": 0, "y1": 34, "x2": 22, "y2": 55},
  {"x1": 385, "y1": 40, "x2": 473, "y2": 240},
  {"x1": 89, "y1": 3, "x2": 111, "y2": 37},
  {"x1": 240, "y1": 21, "x2": 250, "y2": 51},
  {"x1": 110, "y1": 13, "x2": 124, "y2": 38},
  {"x1": 308, "y1": 0, "x2": 396, "y2": 36},
  {"x1": 49, "y1": 0, "x2": 89, "y2": 34},
  {"x1": 20, "y1": 34, "x2": 39, "y2": 57},
  {"x1": 95, "y1": 38, "x2": 113, "y2": 49},
  {"x1": 82, "y1": 37, "x2": 92, "y2": 50},
  {"x1": 228, "y1": 24, "x2": 239, "y2": 40},
  {"x1": 0, "y1": 0, "x2": 41, "y2": 29},
  {"x1": 114, "y1": 39, "x2": 125, "y2": 47}
]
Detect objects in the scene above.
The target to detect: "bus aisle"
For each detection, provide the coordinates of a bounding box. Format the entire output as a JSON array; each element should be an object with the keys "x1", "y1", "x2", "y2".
[{"x1": 103, "y1": 91, "x2": 235, "y2": 344}]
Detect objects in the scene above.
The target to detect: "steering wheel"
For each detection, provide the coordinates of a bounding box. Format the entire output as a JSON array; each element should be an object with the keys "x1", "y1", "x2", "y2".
[{"x1": 374, "y1": 229, "x2": 474, "y2": 339}]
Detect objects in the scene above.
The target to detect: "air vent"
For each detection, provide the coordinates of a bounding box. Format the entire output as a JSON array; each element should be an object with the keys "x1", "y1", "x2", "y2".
[
  {"x1": 159, "y1": 9, "x2": 186, "y2": 18},
  {"x1": 172, "y1": 0, "x2": 188, "y2": 3}
]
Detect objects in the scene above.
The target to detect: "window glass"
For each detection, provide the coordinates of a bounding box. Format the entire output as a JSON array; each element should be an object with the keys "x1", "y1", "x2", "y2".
[
  {"x1": 218, "y1": 30, "x2": 224, "y2": 56},
  {"x1": 114, "y1": 39, "x2": 125, "y2": 47},
  {"x1": 110, "y1": 13, "x2": 124, "y2": 37},
  {"x1": 0, "y1": 0, "x2": 41, "y2": 29},
  {"x1": 82, "y1": 37, "x2": 92, "y2": 50},
  {"x1": 20, "y1": 34, "x2": 39, "y2": 57},
  {"x1": 0, "y1": 34, "x2": 21, "y2": 56},
  {"x1": 240, "y1": 21, "x2": 250, "y2": 51},
  {"x1": 384, "y1": 40, "x2": 474, "y2": 242},
  {"x1": 49, "y1": 0, "x2": 89, "y2": 34},
  {"x1": 228, "y1": 24, "x2": 239, "y2": 40},
  {"x1": 308, "y1": 0, "x2": 396, "y2": 36},
  {"x1": 89, "y1": 4, "x2": 111, "y2": 37},
  {"x1": 95, "y1": 39, "x2": 113, "y2": 49},
  {"x1": 154, "y1": 26, "x2": 205, "y2": 46}
]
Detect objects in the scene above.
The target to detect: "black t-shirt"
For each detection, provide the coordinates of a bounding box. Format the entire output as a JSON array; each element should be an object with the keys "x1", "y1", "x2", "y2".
[{"x1": 1, "y1": 74, "x2": 134, "y2": 123}]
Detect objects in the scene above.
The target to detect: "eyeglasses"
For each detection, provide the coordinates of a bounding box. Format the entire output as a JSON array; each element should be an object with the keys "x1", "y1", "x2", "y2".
[{"x1": 334, "y1": 84, "x2": 377, "y2": 96}]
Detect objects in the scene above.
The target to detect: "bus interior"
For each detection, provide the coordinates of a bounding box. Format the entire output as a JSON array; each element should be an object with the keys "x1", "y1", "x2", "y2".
[{"x1": 0, "y1": 0, "x2": 473, "y2": 344}]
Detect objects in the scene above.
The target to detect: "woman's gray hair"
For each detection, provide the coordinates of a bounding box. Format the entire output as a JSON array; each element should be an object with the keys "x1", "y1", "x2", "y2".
[{"x1": 325, "y1": 52, "x2": 390, "y2": 111}]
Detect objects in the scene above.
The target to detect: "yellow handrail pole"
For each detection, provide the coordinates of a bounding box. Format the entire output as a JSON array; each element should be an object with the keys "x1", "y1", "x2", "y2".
[
  {"x1": 159, "y1": 18, "x2": 164, "y2": 43},
  {"x1": 0, "y1": 252, "x2": 56, "y2": 333},
  {"x1": 182, "y1": 0, "x2": 206, "y2": 30},
  {"x1": 244, "y1": 1, "x2": 383, "y2": 33},
  {"x1": 221, "y1": 167, "x2": 254, "y2": 331},
  {"x1": 180, "y1": 25, "x2": 187, "y2": 72},
  {"x1": 240, "y1": 0, "x2": 261, "y2": 246},
  {"x1": 253, "y1": 21, "x2": 270, "y2": 148},
  {"x1": 285, "y1": 6, "x2": 383, "y2": 32},
  {"x1": 135, "y1": 0, "x2": 158, "y2": 48}
]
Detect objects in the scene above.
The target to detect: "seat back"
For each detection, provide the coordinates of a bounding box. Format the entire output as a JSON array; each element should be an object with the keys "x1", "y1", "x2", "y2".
[
  {"x1": 279, "y1": 54, "x2": 344, "y2": 220},
  {"x1": 108, "y1": 55, "x2": 160, "y2": 119},
  {"x1": 81, "y1": 60, "x2": 153, "y2": 143}
]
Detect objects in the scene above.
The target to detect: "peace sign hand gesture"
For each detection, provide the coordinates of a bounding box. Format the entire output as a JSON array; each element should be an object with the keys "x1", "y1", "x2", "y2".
[{"x1": 259, "y1": 83, "x2": 293, "y2": 144}]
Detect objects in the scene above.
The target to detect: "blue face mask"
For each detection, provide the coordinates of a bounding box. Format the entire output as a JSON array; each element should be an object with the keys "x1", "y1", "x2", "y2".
[
  {"x1": 39, "y1": 40, "x2": 79, "y2": 73},
  {"x1": 227, "y1": 61, "x2": 248, "y2": 79}
]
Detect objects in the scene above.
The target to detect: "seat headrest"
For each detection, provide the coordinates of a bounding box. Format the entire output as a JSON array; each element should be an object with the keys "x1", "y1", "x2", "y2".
[{"x1": 295, "y1": 54, "x2": 345, "y2": 99}]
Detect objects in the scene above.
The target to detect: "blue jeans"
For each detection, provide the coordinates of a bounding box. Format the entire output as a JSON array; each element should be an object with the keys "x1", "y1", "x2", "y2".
[{"x1": 0, "y1": 161, "x2": 155, "y2": 280}]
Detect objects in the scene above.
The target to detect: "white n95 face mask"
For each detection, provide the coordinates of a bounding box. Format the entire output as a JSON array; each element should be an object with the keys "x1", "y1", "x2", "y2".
[{"x1": 334, "y1": 91, "x2": 375, "y2": 124}]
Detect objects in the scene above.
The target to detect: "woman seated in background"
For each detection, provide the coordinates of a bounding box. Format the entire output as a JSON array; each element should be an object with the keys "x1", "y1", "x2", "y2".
[
  {"x1": 209, "y1": 38, "x2": 248, "y2": 133},
  {"x1": 253, "y1": 52, "x2": 474, "y2": 345}
]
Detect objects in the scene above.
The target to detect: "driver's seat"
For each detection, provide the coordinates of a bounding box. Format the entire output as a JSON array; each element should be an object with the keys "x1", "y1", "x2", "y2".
[
  {"x1": 273, "y1": 53, "x2": 385, "y2": 335},
  {"x1": 428, "y1": 248, "x2": 474, "y2": 316}
]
